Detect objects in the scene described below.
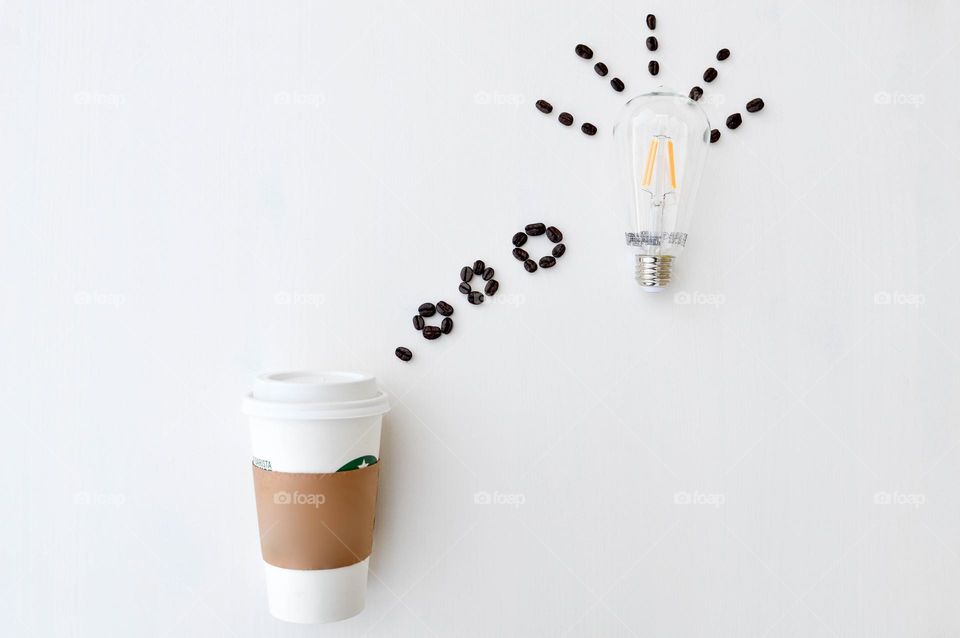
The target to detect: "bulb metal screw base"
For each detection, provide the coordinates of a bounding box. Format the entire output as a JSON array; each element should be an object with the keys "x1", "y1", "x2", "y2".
[{"x1": 635, "y1": 255, "x2": 674, "y2": 290}]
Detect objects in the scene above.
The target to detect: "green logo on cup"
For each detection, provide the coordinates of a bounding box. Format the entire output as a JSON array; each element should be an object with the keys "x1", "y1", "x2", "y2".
[{"x1": 337, "y1": 455, "x2": 378, "y2": 472}]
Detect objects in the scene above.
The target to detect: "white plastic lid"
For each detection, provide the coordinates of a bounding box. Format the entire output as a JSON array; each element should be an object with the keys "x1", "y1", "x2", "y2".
[{"x1": 243, "y1": 371, "x2": 390, "y2": 420}]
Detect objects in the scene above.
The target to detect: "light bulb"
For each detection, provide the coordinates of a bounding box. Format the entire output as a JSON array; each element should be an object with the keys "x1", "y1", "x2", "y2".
[{"x1": 614, "y1": 90, "x2": 711, "y2": 291}]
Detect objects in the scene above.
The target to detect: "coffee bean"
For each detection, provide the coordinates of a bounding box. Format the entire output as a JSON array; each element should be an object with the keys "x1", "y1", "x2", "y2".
[
  {"x1": 468, "y1": 291, "x2": 484, "y2": 305},
  {"x1": 648, "y1": 60, "x2": 659, "y2": 76},
  {"x1": 725, "y1": 113, "x2": 742, "y2": 129},
  {"x1": 524, "y1": 259, "x2": 538, "y2": 273},
  {"x1": 689, "y1": 86, "x2": 703, "y2": 101},
  {"x1": 436, "y1": 300, "x2": 454, "y2": 316},
  {"x1": 746, "y1": 98, "x2": 765, "y2": 113},
  {"x1": 558, "y1": 112, "x2": 574, "y2": 126},
  {"x1": 545, "y1": 226, "x2": 562, "y2": 243},
  {"x1": 646, "y1": 36, "x2": 658, "y2": 51},
  {"x1": 484, "y1": 279, "x2": 499, "y2": 296},
  {"x1": 512, "y1": 232, "x2": 527, "y2": 247},
  {"x1": 525, "y1": 223, "x2": 546, "y2": 236},
  {"x1": 539, "y1": 255, "x2": 557, "y2": 268},
  {"x1": 594, "y1": 62, "x2": 608, "y2": 77},
  {"x1": 413, "y1": 315, "x2": 425, "y2": 330},
  {"x1": 610, "y1": 77, "x2": 625, "y2": 92},
  {"x1": 482, "y1": 267, "x2": 495, "y2": 281},
  {"x1": 513, "y1": 247, "x2": 529, "y2": 261},
  {"x1": 716, "y1": 48, "x2": 730, "y2": 61},
  {"x1": 575, "y1": 43, "x2": 593, "y2": 59},
  {"x1": 460, "y1": 266, "x2": 474, "y2": 282},
  {"x1": 581, "y1": 122, "x2": 597, "y2": 136},
  {"x1": 459, "y1": 281, "x2": 472, "y2": 294},
  {"x1": 422, "y1": 326, "x2": 441, "y2": 340},
  {"x1": 703, "y1": 67, "x2": 717, "y2": 83},
  {"x1": 646, "y1": 13, "x2": 656, "y2": 29},
  {"x1": 536, "y1": 99, "x2": 553, "y2": 114},
  {"x1": 440, "y1": 317, "x2": 453, "y2": 334},
  {"x1": 395, "y1": 346, "x2": 412, "y2": 361},
  {"x1": 710, "y1": 128, "x2": 721, "y2": 143},
  {"x1": 418, "y1": 302, "x2": 436, "y2": 317},
  {"x1": 552, "y1": 243, "x2": 566, "y2": 258}
]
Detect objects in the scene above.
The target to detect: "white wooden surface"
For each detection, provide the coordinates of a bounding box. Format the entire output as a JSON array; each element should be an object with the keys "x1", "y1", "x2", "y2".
[{"x1": 3, "y1": 1, "x2": 959, "y2": 636}]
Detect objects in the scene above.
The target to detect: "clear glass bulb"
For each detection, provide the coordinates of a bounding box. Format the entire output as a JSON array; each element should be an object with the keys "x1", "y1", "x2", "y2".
[{"x1": 614, "y1": 90, "x2": 711, "y2": 291}]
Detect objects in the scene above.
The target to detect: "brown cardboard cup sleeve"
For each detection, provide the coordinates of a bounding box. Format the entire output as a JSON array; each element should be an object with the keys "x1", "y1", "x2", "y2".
[{"x1": 253, "y1": 463, "x2": 380, "y2": 570}]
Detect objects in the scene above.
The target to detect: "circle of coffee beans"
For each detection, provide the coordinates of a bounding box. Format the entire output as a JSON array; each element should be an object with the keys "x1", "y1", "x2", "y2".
[
  {"x1": 414, "y1": 300, "x2": 454, "y2": 340},
  {"x1": 459, "y1": 260, "x2": 499, "y2": 304},
  {"x1": 513, "y1": 224, "x2": 566, "y2": 274}
]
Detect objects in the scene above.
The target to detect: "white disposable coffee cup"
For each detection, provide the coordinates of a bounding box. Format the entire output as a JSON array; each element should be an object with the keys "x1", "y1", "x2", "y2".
[{"x1": 243, "y1": 371, "x2": 390, "y2": 624}]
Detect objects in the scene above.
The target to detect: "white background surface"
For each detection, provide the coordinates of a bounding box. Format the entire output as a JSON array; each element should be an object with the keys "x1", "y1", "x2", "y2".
[{"x1": 3, "y1": 1, "x2": 959, "y2": 636}]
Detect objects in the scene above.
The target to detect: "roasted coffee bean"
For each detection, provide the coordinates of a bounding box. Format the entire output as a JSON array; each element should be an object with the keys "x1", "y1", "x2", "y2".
[
  {"x1": 716, "y1": 48, "x2": 730, "y2": 61},
  {"x1": 513, "y1": 247, "x2": 529, "y2": 261},
  {"x1": 558, "y1": 112, "x2": 574, "y2": 126},
  {"x1": 581, "y1": 122, "x2": 597, "y2": 136},
  {"x1": 525, "y1": 223, "x2": 546, "y2": 236},
  {"x1": 468, "y1": 291, "x2": 484, "y2": 305},
  {"x1": 395, "y1": 346, "x2": 413, "y2": 361},
  {"x1": 646, "y1": 13, "x2": 656, "y2": 29},
  {"x1": 458, "y1": 281, "x2": 472, "y2": 294},
  {"x1": 648, "y1": 60, "x2": 659, "y2": 76},
  {"x1": 703, "y1": 67, "x2": 718, "y2": 83},
  {"x1": 473, "y1": 260, "x2": 485, "y2": 275},
  {"x1": 710, "y1": 128, "x2": 721, "y2": 143},
  {"x1": 575, "y1": 43, "x2": 593, "y2": 59},
  {"x1": 436, "y1": 300, "x2": 454, "y2": 316},
  {"x1": 535, "y1": 99, "x2": 553, "y2": 114},
  {"x1": 524, "y1": 259, "x2": 538, "y2": 273},
  {"x1": 646, "y1": 36, "x2": 658, "y2": 51},
  {"x1": 512, "y1": 232, "x2": 527, "y2": 247},
  {"x1": 422, "y1": 325, "x2": 441, "y2": 340},
  {"x1": 484, "y1": 279, "x2": 499, "y2": 296},
  {"x1": 460, "y1": 266, "x2": 474, "y2": 282},
  {"x1": 546, "y1": 226, "x2": 563, "y2": 243},
  {"x1": 413, "y1": 315, "x2": 425, "y2": 330},
  {"x1": 594, "y1": 62, "x2": 608, "y2": 77},
  {"x1": 726, "y1": 113, "x2": 742, "y2": 129},
  {"x1": 689, "y1": 86, "x2": 703, "y2": 101},
  {"x1": 482, "y1": 267, "x2": 495, "y2": 281},
  {"x1": 539, "y1": 255, "x2": 557, "y2": 268},
  {"x1": 552, "y1": 243, "x2": 566, "y2": 258},
  {"x1": 440, "y1": 317, "x2": 453, "y2": 334},
  {"x1": 746, "y1": 98, "x2": 765, "y2": 113},
  {"x1": 418, "y1": 302, "x2": 436, "y2": 317},
  {"x1": 610, "y1": 77, "x2": 625, "y2": 92}
]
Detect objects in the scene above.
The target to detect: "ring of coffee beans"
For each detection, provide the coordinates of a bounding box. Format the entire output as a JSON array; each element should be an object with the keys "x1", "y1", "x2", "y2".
[
  {"x1": 459, "y1": 259, "x2": 499, "y2": 305},
  {"x1": 413, "y1": 300, "x2": 454, "y2": 340},
  {"x1": 512, "y1": 223, "x2": 566, "y2": 273}
]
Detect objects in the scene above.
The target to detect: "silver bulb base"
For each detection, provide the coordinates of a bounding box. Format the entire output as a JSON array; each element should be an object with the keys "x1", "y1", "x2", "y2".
[{"x1": 635, "y1": 255, "x2": 674, "y2": 290}]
